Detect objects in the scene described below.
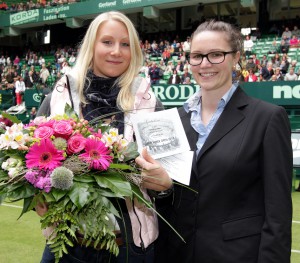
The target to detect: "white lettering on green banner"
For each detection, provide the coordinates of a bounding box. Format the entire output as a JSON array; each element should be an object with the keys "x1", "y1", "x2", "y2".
[
  {"x1": 10, "y1": 10, "x2": 39, "y2": 25},
  {"x1": 98, "y1": 1, "x2": 117, "y2": 9},
  {"x1": 273, "y1": 85, "x2": 300, "y2": 99}
]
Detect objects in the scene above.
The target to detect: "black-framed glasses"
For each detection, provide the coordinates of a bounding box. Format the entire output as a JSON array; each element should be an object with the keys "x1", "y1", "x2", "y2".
[{"x1": 188, "y1": 51, "x2": 237, "y2": 66}]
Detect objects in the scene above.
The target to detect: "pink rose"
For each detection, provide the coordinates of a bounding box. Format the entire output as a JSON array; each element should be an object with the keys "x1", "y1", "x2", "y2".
[
  {"x1": 38, "y1": 119, "x2": 56, "y2": 128},
  {"x1": 34, "y1": 126, "x2": 54, "y2": 139},
  {"x1": 67, "y1": 135, "x2": 86, "y2": 154},
  {"x1": 53, "y1": 120, "x2": 73, "y2": 139}
]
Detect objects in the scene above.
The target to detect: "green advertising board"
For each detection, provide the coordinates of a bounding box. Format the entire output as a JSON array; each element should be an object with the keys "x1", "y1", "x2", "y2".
[
  {"x1": 151, "y1": 81, "x2": 300, "y2": 107},
  {"x1": 0, "y1": 0, "x2": 186, "y2": 27}
]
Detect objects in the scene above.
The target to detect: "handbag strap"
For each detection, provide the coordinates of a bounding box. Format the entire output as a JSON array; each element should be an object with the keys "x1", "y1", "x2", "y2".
[{"x1": 65, "y1": 74, "x2": 74, "y2": 110}]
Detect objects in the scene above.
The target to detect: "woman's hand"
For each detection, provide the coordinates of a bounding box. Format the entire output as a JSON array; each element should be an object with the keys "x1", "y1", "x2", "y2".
[
  {"x1": 35, "y1": 202, "x2": 48, "y2": 217},
  {"x1": 135, "y1": 148, "x2": 173, "y2": 191}
]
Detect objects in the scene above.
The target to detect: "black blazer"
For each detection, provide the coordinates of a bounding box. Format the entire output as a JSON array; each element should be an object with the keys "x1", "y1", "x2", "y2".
[{"x1": 156, "y1": 87, "x2": 292, "y2": 263}]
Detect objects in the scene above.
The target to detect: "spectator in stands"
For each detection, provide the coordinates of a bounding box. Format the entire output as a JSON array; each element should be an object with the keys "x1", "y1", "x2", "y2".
[
  {"x1": 274, "y1": 67, "x2": 284, "y2": 80},
  {"x1": 39, "y1": 63, "x2": 50, "y2": 84},
  {"x1": 0, "y1": 55, "x2": 6, "y2": 66},
  {"x1": 282, "y1": 26, "x2": 292, "y2": 39},
  {"x1": 280, "y1": 36, "x2": 290, "y2": 53},
  {"x1": 36, "y1": 11, "x2": 169, "y2": 263},
  {"x1": 289, "y1": 59, "x2": 297, "y2": 70},
  {"x1": 24, "y1": 70, "x2": 35, "y2": 88},
  {"x1": 30, "y1": 107, "x2": 37, "y2": 120},
  {"x1": 181, "y1": 67, "x2": 191, "y2": 83},
  {"x1": 5, "y1": 67, "x2": 16, "y2": 84},
  {"x1": 13, "y1": 56, "x2": 20, "y2": 66},
  {"x1": 155, "y1": 19, "x2": 292, "y2": 263},
  {"x1": 257, "y1": 63, "x2": 271, "y2": 81},
  {"x1": 158, "y1": 59, "x2": 166, "y2": 73},
  {"x1": 284, "y1": 67, "x2": 298, "y2": 81},
  {"x1": 245, "y1": 55, "x2": 257, "y2": 72},
  {"x1": 244, "y1": 68, "x2": 258, "y2": 82},
  {"x1": 162, "y1": 47, "x2": 171, "y2": 64},
  {"x1": 183, "y1": 76, "x2": 192, "y2": 84},
  {"x1": 179, "y1": 51, "x2": 187, "y2": 64},
  {"x1": 15, "y1": 76, "x2": 26, "y2": 105},
  {"x1": 148, "y1": 61, "x2": 161, "y2": 84},
  {"x1": 268, "y1": 40, "x2": 280, "y2": 54},
  {"x1": 269, "y1": 74, "x2": 276, "y2": 81},
  {"x1": 260, "y1": 55, "x2": 268, "y2": 67},
  {"x1": 175, "y1": 60, "x2": 184, "y2": 73},
  {"x1": 68, "y1": 52, "x2": 76, "y2": 65},
  {"x1": 168, "y1": 69, "x2": 181, "y2": 84},
  {"x1": 292, "y1": 25, "x2": 300, "y2": 38},
  {"x1": 182, "y1": 36, "x2": 191, "y2": 55},
  {"x1": 240, "y1": 54, "x2": 247, "y2": 69},
  {"x1": 280, "y1": 56, "x2": 289, "y2": 74},
  {"x1": 38, "y1": 56, "x2": 45, "y2": 66},
  {"x1": 165, "y1": 60, "x2": 174, "y2": 74},
  {"x1": 272, "y1": 53, "x2": 281, "y2": 68},
  {"x1": 6, "y1": 56, "x2": 11, "y2": 66},
  {"x1": 289, "y1": 35, "x2": 299, "y2": 47},
  {"x1": 27, "y1": 54, "x2": 34, "y2": 66},
  {"x1": 243, "y1": 35, "x2": 254, "y2": 57}
]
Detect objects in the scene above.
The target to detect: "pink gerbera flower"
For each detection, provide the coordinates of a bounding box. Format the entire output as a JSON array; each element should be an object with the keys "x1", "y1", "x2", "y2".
[
  {"x1": 79, "y1": 138, "x2": 112, "y2": 170},
  {"x1": 25, "y1": 138, "x2": 65, "y2": 170}
]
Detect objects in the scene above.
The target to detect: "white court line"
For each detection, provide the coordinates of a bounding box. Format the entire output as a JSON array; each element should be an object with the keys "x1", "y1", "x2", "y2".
[
  {"x1": 292, "y1": 250, "x2": 300, "y2": 254},
  {"x1": 293, "y1": 220, "x2": 300, "y2": 224},
  {"x1": 1, "y1": 203, "x2": 22, "y2": 208}
]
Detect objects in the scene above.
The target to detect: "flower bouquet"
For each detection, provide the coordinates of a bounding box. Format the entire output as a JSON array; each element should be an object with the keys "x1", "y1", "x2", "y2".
[{"x1": 0, "y1": 106, "x2": 173, "y2": 262}]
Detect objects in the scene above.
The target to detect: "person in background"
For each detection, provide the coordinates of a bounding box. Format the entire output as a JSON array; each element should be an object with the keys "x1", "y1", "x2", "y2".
[
  {"x1": 148, "y1": 62, "x2": 161, "y2": 85},
  {"x1": 40, "y1": 63, "x2": 50, "y2": 84},
  {"x1": 30, "y1": 107, "x2": 37, "y2": 120},
  {"x1": 14, "y1": 76, "x2": 25, "y2": 105},
  {"x1": 260, "y1": 54, "x2": 268, "y2": 67},
  {"x1": 243, "y1": 35, "x2": 253, "y2": 57},
  {"x1": 168, "y1": 69, "x2": 181, "y2": 84},
  {"x1": 152, "y1": 19, "x2": 292, "y2": 263},
  {"x1": 244, "y1": 68, "x2": 258, "y2": 82},
  {"x1": 36, "y1": 11, "x2": 172, "y2": 263},
  {"x1": 284, "y1": 67, "x2": 298, "y2": 81}
]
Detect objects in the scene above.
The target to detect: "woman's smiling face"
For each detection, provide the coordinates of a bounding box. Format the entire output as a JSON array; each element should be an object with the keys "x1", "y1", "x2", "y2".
[
  {"x1": 190, "y1": 30, "x2": 239, "y2": 93},
  {"x1": 93, "y1": 20, "x2": 131, "y2": 78}
]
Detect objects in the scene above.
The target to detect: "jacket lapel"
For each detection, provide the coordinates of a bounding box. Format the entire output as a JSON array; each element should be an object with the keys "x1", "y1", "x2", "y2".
[{"x1": 197, "y1": 87, "x2": 249, "y2": 162}]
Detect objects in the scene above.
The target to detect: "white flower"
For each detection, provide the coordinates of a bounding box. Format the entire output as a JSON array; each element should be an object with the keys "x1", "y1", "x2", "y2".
[
  {"x1": 8, "y1": 167, "x2": 22, "y2": 178},
  {"x1": 0, "y1": 124, "x2": 29, "y2": 150}
]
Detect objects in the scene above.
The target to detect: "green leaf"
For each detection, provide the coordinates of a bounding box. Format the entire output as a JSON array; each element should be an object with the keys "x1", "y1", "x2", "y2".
[
  {"x1": 122, "y1": 142, "x2": 139, "y2": 161},
  {"x1": 64, "y1": 104, "x2": 78, "y2": 119},
  {"x1": 7, "y1": 182, "x2": 37, "y2": 201},
  {"x1": 109, "y1": 163, "x2": 135, "y2": 171},
  {"x1": 94, "y1": 173, "x2": 132, "y2": 198},
  {"x1": 68, "y1": 182, "x2": 90, "y2": 209},
  {"x1": 51, "y1": 189, "x2": 68, "y2": 202},
  {"x1": 17, "y1": 196, "x2": 34, "y2": 219},
  {"x1": 73, "y1": 175, "x2": 96, "y2": 183},
  {"x1": 1, "y1": 111, "x2": 21, "y2": 124}
]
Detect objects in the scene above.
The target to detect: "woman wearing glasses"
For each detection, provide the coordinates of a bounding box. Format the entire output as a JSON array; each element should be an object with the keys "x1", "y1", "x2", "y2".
[{"x1": 153, "y1": 20, "x2": 292, "y2": 263}]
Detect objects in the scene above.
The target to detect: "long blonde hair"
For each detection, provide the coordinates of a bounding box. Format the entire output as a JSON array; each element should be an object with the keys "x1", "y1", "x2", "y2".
[{"x1": 71, "y1": 11, "x2": 143, "y2": 111}]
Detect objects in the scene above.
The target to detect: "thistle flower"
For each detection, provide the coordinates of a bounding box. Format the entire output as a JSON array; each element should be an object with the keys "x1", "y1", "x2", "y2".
[
  {"x1": 53, "y1": 137, "x2": 67, "y2": 151},
  {"x1": 50, "y1": 166, "x2": 74, "y2": 190}
]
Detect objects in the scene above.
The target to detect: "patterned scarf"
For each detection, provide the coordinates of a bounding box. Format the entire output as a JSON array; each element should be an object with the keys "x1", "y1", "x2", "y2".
[{"x1": 81, "y1": 70, "x2": 124, "y2": 134}]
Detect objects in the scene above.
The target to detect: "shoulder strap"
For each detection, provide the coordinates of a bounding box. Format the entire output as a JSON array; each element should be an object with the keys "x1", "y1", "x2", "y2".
[{"x1": 65, "y1": 75, "x2": 74, "y2": 110}]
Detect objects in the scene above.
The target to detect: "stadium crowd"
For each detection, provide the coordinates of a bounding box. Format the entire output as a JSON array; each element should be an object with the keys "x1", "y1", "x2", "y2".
[{"x1": 0, "y1": 23, "x2": 300, "y2": 108}]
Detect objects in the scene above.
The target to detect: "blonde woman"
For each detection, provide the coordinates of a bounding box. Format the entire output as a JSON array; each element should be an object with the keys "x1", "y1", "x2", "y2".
[{"x1": 37, "y1": 11, "x2": 172, "y2": 263}]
